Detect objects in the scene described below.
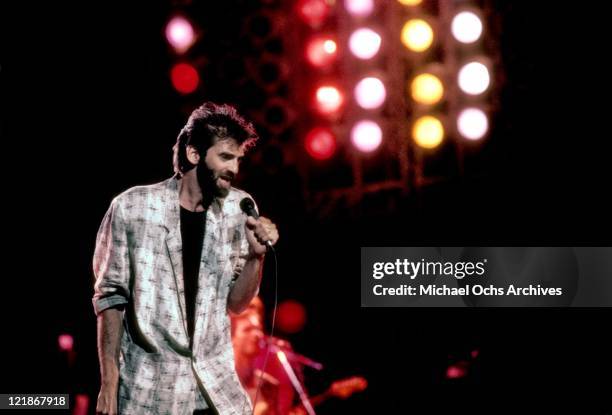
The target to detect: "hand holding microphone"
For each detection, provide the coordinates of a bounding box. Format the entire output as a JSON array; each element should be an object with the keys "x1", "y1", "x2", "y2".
[{"x1": 240, "y1": 197, "x2": 279, "y2": 255}]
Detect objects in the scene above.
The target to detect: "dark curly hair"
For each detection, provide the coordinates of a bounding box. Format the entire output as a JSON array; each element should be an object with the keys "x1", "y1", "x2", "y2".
[{"x1": 173, "y1": 102, "x2": 258, "y2": 176}]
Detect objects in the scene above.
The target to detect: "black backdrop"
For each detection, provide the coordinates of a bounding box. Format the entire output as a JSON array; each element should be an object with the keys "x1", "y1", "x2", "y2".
[{"x1": 1, "y1": 1, "x2": 611, "y2": 413}]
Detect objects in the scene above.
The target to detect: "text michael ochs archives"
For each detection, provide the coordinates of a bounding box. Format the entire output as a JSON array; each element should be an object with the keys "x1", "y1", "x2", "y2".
[{"x1": 370, "y1": 258, "x2": 563, "y2": 297}]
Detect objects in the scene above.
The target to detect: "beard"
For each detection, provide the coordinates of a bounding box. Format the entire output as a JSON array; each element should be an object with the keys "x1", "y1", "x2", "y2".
[{"x1": 196, "y1": 160, "x2": 232, "y2": 200}]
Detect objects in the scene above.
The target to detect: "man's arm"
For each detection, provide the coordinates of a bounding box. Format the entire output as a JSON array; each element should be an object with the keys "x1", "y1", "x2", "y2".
[
  {"x1": 228, "y1": 215, "x2": 278, "y2": 314},
  {"x1": 92, "y1": 199, "x2": 130, "y2": 415},
  {"x1": 96, "y1": 307, "x2": 123, "y2": 415},
  {"x1": 228, "y1": 254, "x2": 265, "y2": 313}
]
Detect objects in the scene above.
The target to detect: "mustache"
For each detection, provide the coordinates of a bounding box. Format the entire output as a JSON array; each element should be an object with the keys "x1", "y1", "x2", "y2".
[{"x1": 217, "y1": 172, "x2": 235, "y2": 181}]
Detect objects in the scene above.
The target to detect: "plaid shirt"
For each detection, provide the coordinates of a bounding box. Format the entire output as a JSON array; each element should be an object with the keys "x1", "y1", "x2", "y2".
[{"x1": 93, "y1": 177, "x2": 254, "y2": 414}]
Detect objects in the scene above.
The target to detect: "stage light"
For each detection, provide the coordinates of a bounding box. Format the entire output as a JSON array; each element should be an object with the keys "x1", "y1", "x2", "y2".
[
  {"x1": 457, "y1": 108, "x2": 489, "y2": 140},
  {"x1": 446, "y1": 363, "x2": 468, "y2": 379},
  {"x1": 401, "y1": 19, "x2": 434, "y2": 52},
  {"x1": 315, "y1": 85, "x2": 344, "y2": 114},
  {"x1": 171, "y1": 63, "x2": 200, "y2": 94},
  {"x1": 306, "y1": 35, "x2": 338, "y2": 67},
  {"x1": 413, "y1": 115, "x2": 444, "y2": 149},
  {"x1": 165, "y1": 16, "x2": 195, "y2": 54},
  {"x1": 397, "y1": 0, "x2": 422, "y2": 5},
  {"x1": 451, "y1": 11, "x2": 483, "y2": 44},
  {"x1": 296, "y1": 0, "x2": 330, "y2": 28},
  {"x1": 411, "y1": 73, "x2": 444, "y2": 105},
  {"x1": 351, "y1": 120, "x2": 382, "y2": 152},
  {"x1": 277, "y1": 300, "x2": 307, "y2": 333},
  {"x1": 354, "y1": 77, "x2": 386, "y2": 109},
  {"x1": 345, "y1": 0, "x2": 374, "y2": 17},
  {"x1": 58, "y1": 334, "x2": 74, "y2": 352},
  {"x1": 73, "y1": 395, "x2": 90, "y2": 415},
  {"x1": 349, "y1": 28, "x2": 382, "y2": 60},
  {"x1": 458, "y1": 61, "x2": 490, "y2": 95},
  {"x1": 305, "y1": 127, "x2": 337, "y2": 160}
]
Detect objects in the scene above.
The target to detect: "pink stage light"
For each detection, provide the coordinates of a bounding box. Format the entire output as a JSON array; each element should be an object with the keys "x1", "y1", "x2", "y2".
[
  {"x1": 457, "y1": 107, "x2": 489, "y2": 140},
  {"x1": 344, "y1": 0, "x2": 374, "y2": 17},
  {"x1": 349, "y1": 28, "x2": 382, "y2": 60},
  {"x1": 165, "y1": 16, "x2": 195, "y2": 54},
  {"x1": 354, "y1": 77, "x2": 386, "y2": 109},
  {"x1": 351, "y1": 120, "x2": 382, "y2": 152},
  {"x1": 446, "y1": 361, "x2": 469, "y2": 379},
  {"x1": 58, "y1": 333, "x2": 74, "y2": 352}
]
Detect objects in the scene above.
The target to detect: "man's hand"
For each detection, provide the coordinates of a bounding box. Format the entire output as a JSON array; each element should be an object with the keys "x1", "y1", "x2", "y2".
[
  {"x1": 96, "y1": 379, "x2": 118, "y2": 415},
  {"x1": 96, "y1": 308, "x2": 123, "y2": 415},
  {"x1": 245, "y1": 216, "x2": 279, "y2": 256}
]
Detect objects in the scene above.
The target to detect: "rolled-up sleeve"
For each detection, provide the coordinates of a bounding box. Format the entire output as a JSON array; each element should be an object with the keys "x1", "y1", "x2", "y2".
[{"x1": 92, "y1": 198, "x2": 131, "y2": 315}]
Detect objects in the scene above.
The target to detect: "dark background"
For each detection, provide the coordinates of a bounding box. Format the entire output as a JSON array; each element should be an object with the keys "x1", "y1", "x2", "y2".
[{"x1": 1, "y1": 1, "x2": 611, "y2": 413}]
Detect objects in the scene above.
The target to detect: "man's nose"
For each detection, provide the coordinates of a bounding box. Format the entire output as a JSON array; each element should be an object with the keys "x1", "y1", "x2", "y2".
[{"x1": 228, "y1": 159, "x2": 239, "y2": 175}]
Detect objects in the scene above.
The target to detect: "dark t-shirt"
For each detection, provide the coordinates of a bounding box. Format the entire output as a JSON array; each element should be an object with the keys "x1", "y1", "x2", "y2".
[{"x1": 180, "y1": 206, "x2": 206, "y2": 347}]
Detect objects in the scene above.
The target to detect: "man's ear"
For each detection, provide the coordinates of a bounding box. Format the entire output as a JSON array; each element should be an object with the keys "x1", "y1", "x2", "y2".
[{"x1": 186, "y1": 145, "x2": 200, "y2": 165}]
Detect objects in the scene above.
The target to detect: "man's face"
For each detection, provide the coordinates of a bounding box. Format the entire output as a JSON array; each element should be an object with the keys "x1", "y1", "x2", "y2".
[{"x1": 196, "y1": 138, "x2": 245, "y2": 198}]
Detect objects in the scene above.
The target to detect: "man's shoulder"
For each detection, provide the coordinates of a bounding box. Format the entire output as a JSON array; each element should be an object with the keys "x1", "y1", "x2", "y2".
[
  {"x1": 226, "y1": 186, "x2": 256, "y2": 215},
  {"x1": 228, "y1": 186, "x2": 253, "y2": 202},
  {"x1": 111, "y1": 177, "x2": 175, "y2": 209}
]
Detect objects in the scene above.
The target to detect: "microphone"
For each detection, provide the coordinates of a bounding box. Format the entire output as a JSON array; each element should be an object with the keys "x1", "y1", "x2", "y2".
[{"x1": 239, "y1": 197, "x2": 273, "y2": 249}]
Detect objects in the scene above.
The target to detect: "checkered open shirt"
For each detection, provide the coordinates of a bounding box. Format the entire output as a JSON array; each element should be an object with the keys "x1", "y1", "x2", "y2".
[{"x1": 93, "y1": 177, "x2": 254, "y2": 414}]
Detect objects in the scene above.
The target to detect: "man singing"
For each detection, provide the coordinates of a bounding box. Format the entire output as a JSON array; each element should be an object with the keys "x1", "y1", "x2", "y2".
[{"x1": 92, "y1": 102, "x2": 279, "y2": 414}]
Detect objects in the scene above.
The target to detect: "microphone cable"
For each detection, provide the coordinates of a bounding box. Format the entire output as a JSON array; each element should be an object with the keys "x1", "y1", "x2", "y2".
[{"x1": 250, "y1": 244, "x2": 278, "y2": 415}]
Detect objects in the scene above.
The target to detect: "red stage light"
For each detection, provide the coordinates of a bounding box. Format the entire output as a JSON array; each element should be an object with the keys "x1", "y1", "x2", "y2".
[
  {"x1": 277, "y1": 300, "x2": 307, "y2": 334},
  {"x1": 306, "y1": 36, "x2": 338, "y2": 67},
  {"x1": 171, "y1": 63, "x2": 199, "y2": 94},
  {"x1": 305, "y1": 127, "x2": 336, "y2": 160},
  {"x1": 73, "y1": 394, "x2": 90, "y2": 415},
  {"x1": 296, "y1": 0, "x2": 330, "y2": 28}
]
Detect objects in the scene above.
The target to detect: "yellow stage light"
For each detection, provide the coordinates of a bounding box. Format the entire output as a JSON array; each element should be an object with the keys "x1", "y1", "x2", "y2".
[
  {"x1": 413, "y1": 115, "x2": 444, "y2": 149},
  {"x1": 411, "y1": 73, "x2": 444, "y2": 105},
  {"x1": 401, "y1": 19, "x2": 433, "y2": 52}
]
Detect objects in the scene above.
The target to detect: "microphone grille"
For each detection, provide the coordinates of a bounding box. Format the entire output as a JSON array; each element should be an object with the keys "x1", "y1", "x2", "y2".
[{"x1": 240, "y1": 197, "x2": 255, "y2": 214}]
